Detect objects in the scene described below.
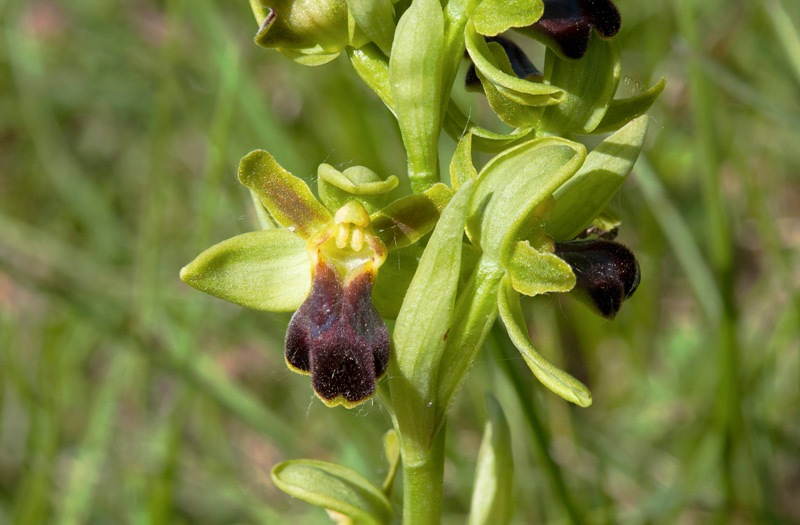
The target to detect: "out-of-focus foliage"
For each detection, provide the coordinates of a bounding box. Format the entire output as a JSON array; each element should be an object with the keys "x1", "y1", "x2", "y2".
[{"x1": 0, "y1": 0, "x2": 798, "y2": 523}]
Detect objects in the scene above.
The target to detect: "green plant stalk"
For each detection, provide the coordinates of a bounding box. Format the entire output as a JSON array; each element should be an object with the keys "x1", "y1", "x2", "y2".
[{"x1": 401, "y1": 426, "x2": 446, "y2": 525}]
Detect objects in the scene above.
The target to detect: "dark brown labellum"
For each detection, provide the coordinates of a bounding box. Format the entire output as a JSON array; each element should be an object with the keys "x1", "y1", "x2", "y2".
[
  {"x1": 285, "y1": 259, "x2": 389, "y2": 407},
  {"x1": 529, "y1": 0, "x2": 621, "y2": 59},
  {"x1": 554, "y1": 239, "x2": 640, "y2": 319}
]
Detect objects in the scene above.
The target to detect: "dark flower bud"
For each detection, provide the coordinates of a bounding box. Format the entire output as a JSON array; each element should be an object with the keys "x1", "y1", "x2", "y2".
[
  {"x1": 554, "y1": 239, "x2": 639, "y2": 319},
  {"x1": 524, "y1": 0, "x2": 621, "y2": 59},
  {"x1": 466, "y1": 35, "x2": 542, "y2": 91}
]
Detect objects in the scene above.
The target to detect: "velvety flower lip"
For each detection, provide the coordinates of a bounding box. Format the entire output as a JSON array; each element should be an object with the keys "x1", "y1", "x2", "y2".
[
  {"x1": 465, "y1": 35, "x2": 542, "y2": 91},
  {"x1": 529, "y1": 0, "x2": 621, "y2": 59},
  {"x1": 285, "y1": 257, "x2": 389, "y2": 408},
  {"x1": 554, "y1": 239, "x2": 639, "y2": 318}
]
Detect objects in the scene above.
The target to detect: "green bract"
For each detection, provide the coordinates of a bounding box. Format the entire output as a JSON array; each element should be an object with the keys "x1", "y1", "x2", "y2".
[{"x1": 271, "y1": 460, "x2": 392, "y2": 524}]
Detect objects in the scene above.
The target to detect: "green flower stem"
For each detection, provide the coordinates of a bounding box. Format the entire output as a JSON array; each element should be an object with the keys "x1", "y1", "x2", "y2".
[
  {"x1": 491, "y1": 324, "x2": 584, "y2": 525},
  {"x1": 401, "y1": 426, "x2": 446, "y2": 525}
]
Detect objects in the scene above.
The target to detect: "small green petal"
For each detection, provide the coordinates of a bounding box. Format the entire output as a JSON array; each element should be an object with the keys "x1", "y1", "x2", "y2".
[
  {"x1": 444, "y1": 104, "x2": 534, "y2": 152},
  {"x1": 180, "y1": 229, "x2": 310, "y2": 312},
  {"x1": 476, "y1": 43, "x2": 544, "y2": 127},
  {"x1": 238, "y1": 150, "x2": 331, "y2": 239},
  {"x1": 506, "y1": 240, "x2": 575, "y2": 296},
  {"x1": 370, "y1": 182, "x2": 453, "y2": 250},
  {"x1": 465, "y1": 21, "x2": 562, "y2": 106},
  {"x1": 271, "y1": 459, "x2": 392, "y2": 525},
  {"x1": 317, "y1": 163, "x2": 399, "y2": 214},
  {"x1": 547, "y1": 115, "x2": 650, "y2": 241},
  {"x1": 471, "y1": 0, "x2": 543, "y2": 37},
  {"x1": 497, "y1": 275, "x2": 592, "y2": 407}
]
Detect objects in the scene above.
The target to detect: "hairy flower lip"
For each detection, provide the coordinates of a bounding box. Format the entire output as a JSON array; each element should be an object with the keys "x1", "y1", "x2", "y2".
[
  {"x1": 554, "y1": 239, "x2": 639, "y2": 319},
  {"x1": 525, "y1": 0, "x2": 621, "y2": 59},
  {"x1": 285, "y1": 257, "x2": 390, "y2": 408}
]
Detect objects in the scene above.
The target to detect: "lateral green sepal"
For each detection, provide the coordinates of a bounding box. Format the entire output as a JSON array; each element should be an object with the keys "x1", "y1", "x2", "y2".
[
  {"x1": 180, "y1": 229, "x2": 310, "y2": 312},
  {"x1": 592, "y1": 77, "x2": 666, "y2": 134},
  {"x1": 497, "y1": 275, "x2": 592, "y2": 407},
  {"x1": 506, "y1": 240, "x2": 575, "y2": 296},
  {"x1": 547, "y1": 115, "x2": 650, "y2": 241},
  {"x1": 238, "y1": 150, "x2": 331, "y2": 239},
  {"x1": 271, "y1": 459, "x2": 392, "y2": 525}
]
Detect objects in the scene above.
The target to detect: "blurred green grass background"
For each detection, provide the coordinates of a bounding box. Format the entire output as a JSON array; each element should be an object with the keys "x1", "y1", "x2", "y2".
[{"x1": 1, "y1": 0, "x2": 798, "y2": 523}]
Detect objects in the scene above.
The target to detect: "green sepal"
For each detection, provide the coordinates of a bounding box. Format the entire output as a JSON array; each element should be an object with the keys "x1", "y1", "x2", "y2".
[
  {"x1": 271, "y1": 459, "x2": 392, "y2": 525},
  {"x1": 253, "y1": 0, "x2": 349, "y2": 54},
  {"x1": 276, "y1": 47, "x2": 341, "y2": 66},
  {"x1": 465, "y1": 21, "x2": 563, "y2": 107},
  {"x1": 180, "y1": 229, "x2": 310, "y2": 312},
  {"x1": 444, "y1": 104, "x2": 534, "y2": 152},
  {"x1": 476, "y1": 43, "x2": 544, "y2": 127},
  {"x1": 347, "y1": 44, "x2": 394, "y2": 112},
  {"x1": 450, "y1": 132, "x2": 477, "y2": 190},
  {"x1": 468, "y1": 395, "x2": 514, "y2": 525},
  {"x1": 372, "y1": 246, "x2": 420, "y2": 319},
  {"x1": 592, "y1": 77, "x2": 666, "y2": 134},
  {"x1": 390, "y1": 179, "x2": 475, "y2": 447},
  {"x1": 238, "y1": 150, "x2": 331, "y2": 240},
  {"x1": 546, "y1": 115, "x2": 649, "y2": 241},
  {"x1": 497, "y1": 275, "x2": 592, "y2": 407},
  {"x1": 471, "y1": 0, "x2": 543, "y2": 37},
  {"x1": 346, "y1": 0, "x2": 395, "y2": 55},
  {"x1": 468, "y1": 137, "x2": 586, "y2": 260},
  {"x1": 389, "y1": 0, "x2": 445, "y2": 191},
  {"x1": 539, "y1": 33, "x2": 621, "y2": 134},
  {"x1": 381, "y1": 429, "x2": 401, "y2": 494},
  {"x1": 506, "y1": 240, "x2": 575, "y2": 296},
  {"x1": 317, "y1": 163, "x2": 399, "y2": 214},
  {"x1": 370, "y1": 183, "x2": 453, "y2": 250}
]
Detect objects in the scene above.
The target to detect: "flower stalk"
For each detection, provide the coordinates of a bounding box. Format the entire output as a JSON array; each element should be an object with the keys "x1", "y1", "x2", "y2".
[{"x1": 181, "y1": 0, "x2": 663, "y2": 522}]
